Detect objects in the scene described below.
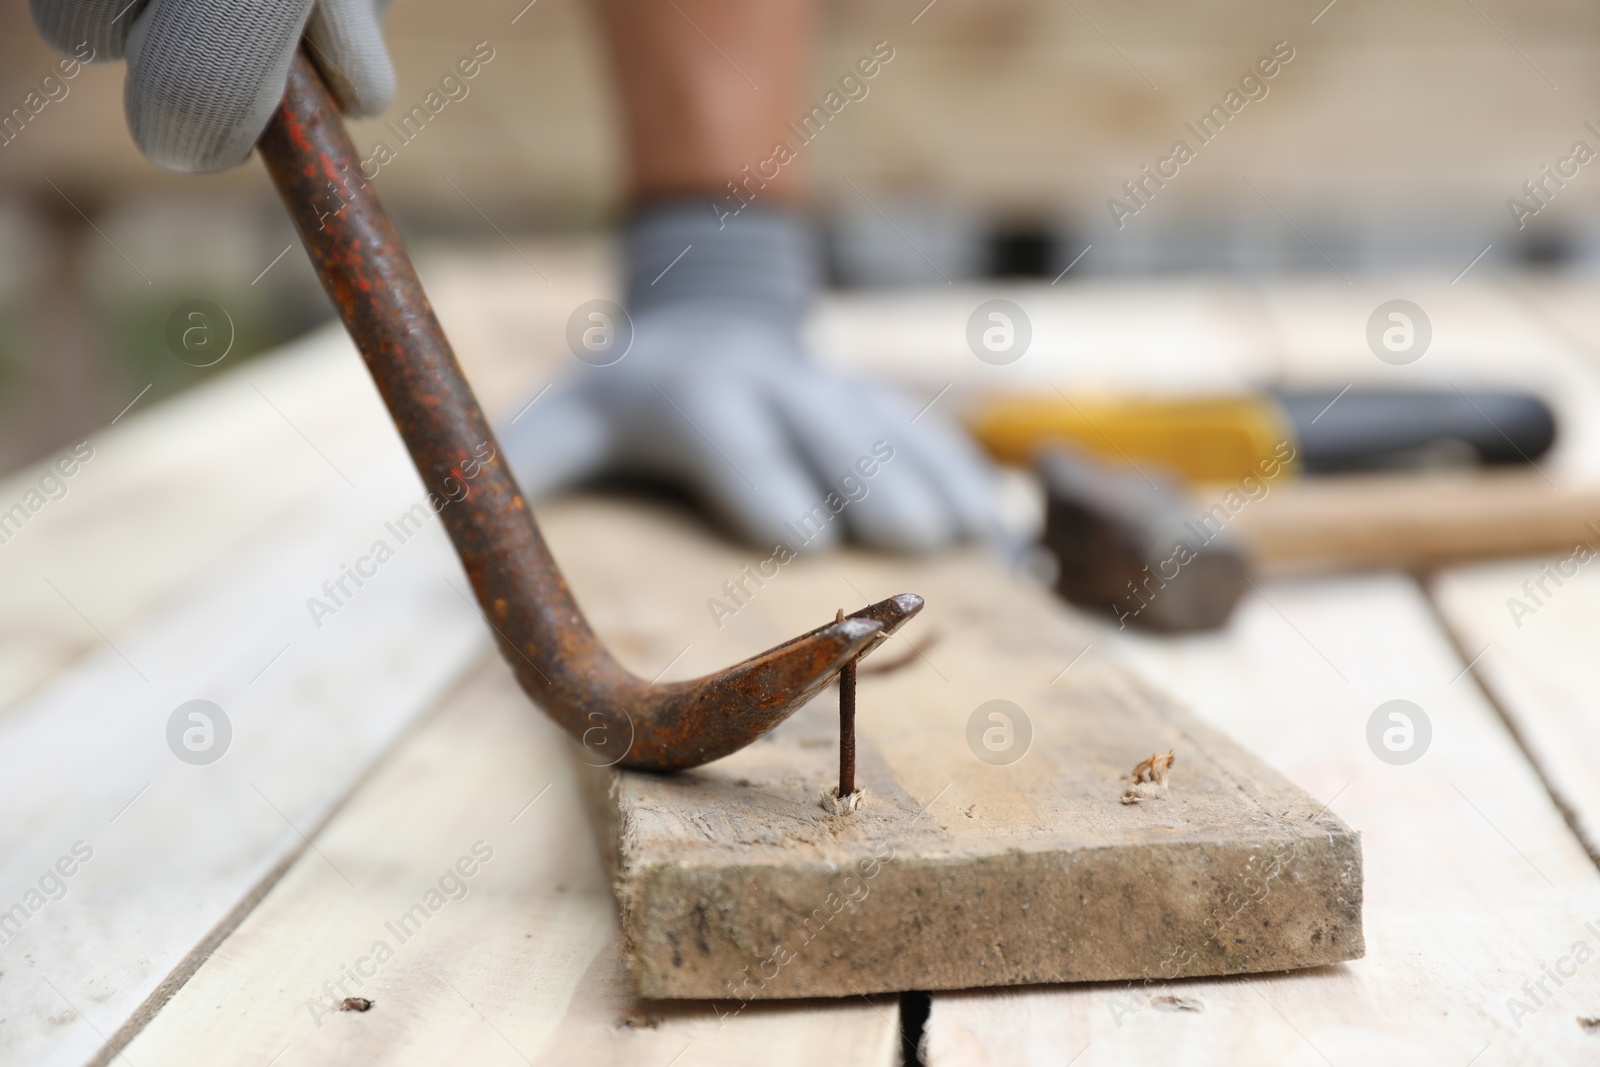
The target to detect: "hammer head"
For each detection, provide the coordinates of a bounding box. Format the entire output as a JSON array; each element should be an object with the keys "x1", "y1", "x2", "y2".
[{"x1": 1036, "y1": 445, "x2": 1249, "y2": 632}]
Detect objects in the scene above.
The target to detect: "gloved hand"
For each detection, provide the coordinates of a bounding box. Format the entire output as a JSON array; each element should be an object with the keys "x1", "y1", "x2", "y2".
[
  {"x1": 501, "y1": 202, "x2": 1000, "y2": 554},
  {"x1": 29, "y1": 0, "x2": 393, "y2": 172}
]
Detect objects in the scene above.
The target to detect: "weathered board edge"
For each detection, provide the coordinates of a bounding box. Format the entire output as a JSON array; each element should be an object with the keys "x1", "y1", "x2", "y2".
[
  {"x1": 581, "y1": 761, "x2": 1362, "y2": 1000},
  {"x1": 619, "y1": 826, "x2": 1362, "y2": 999}
]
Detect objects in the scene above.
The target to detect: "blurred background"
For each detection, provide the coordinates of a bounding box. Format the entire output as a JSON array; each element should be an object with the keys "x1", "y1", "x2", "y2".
[{"x1": 0, "y1": 0, "x2": 1595, "y2": 476}]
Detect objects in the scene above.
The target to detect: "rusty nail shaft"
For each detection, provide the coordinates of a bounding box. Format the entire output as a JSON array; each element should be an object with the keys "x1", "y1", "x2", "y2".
[{"x1": 838, "y1": 608, "x2": 857, "y2": 798}]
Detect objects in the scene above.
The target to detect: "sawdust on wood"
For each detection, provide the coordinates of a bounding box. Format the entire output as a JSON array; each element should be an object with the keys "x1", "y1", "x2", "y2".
[
  {"x1": 1121, "y1": 748, "x2": 1176, "y2": 804},
  {"x1": 819, "y1": 784, "x2": 867, "y2": 815}
]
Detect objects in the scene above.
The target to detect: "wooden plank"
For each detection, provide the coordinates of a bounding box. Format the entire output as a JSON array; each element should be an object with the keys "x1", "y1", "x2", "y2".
[
  {"x1": 552, "y1": 508, "x2": 1359, "y2": 999},
  {"x1": 1423, "y1": 276, "x2": 1600, "y2": 861},
  {"x1": 924, "y1": 574, "x2": 1600, "y2": 1064},
  {"x1": 0, "y1": 328, "x2": 400, "y2": 719},
  {"x1": 0, "y1": 239, "x2": 594, "y2": 723},
  {"x1": 0, "y1": 241, "x2": 606, "y2": 1067},
  {"x1": 1432, "y1": 558, "x2": 1600, "y2": 861},
  {"x1": 121, "y1": 652, "x2": 900, "y2": 1066},
  {"x1": 811, "y1": 278, "x2": 1270, "y2": 398},
  {"x1": 0, "y1": 467, "x2": 491, "y2": 1067}
]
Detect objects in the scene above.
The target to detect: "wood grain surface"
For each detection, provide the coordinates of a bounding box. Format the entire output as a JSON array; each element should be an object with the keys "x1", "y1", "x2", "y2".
[
  {"x1": 122, "y1": 658, "x2": 900, "y2": 1067},
  {"x1": 1432, "y1": 559, "x2": 1600, "y2": 863},
  {"x1": 0, "y1": 411, "x2": 491, "y2": 1067},
  {"x1": 921, "y1": 556, "x2": 1600, "y2": 1065},
  {"x1": 585, "y1": 534, "x2": 1361, "y2": 999}
]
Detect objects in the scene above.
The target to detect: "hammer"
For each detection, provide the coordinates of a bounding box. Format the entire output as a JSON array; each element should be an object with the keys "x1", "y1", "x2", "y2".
[{"x1": 1036, "y1": 445, "x2": 1250, "y2": 632}]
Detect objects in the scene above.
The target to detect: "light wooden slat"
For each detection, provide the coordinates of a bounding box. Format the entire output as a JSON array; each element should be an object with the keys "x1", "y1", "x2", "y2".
[
  {"x1": 0, "y1": 245, "x2": 584, "y2": 1067},
  {"x1": 811, "y1": 279, "x2": 1271, "y2": 398},
  {"x1": 121, "y1": 655, "x2": 900, "y2": 1066},
  {"x1": 0, "y1": 319, "x2": 460, "y2": 724},
  {"x1": 924, "y1": 574, "x2": 1600, "y2": 1064},
  {"x1": 0, "y1": 466, "x2": 489, "y2": 1067},
  {"x1": 0, "y1": 239, "x2": 592, "y2": 723},
  {"x1": 1431, "y1": 559, "x2": 1600, "y2": 861},
  {"x1": 1422, "y1": 276, "x2": 1600, "y2": 860}
]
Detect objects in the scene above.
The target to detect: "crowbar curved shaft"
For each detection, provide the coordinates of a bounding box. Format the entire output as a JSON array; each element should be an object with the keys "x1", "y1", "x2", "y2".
[{"x1": 255, "y1": 50, "x2": 922, "y2": 771}]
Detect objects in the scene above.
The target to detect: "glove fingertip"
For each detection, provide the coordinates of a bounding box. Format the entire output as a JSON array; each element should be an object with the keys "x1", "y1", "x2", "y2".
[
  {"x1": 305, "y1": 1, "x2": 396, "y2": 118},
  {"x1": 123, "y1": 0, "x2": 311, "y2": 172}
]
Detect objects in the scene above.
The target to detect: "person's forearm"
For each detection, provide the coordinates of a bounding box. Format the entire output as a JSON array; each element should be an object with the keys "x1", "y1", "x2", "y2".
[{"x1": 596, "y1": 0, "x2": 814, "y2": 206}]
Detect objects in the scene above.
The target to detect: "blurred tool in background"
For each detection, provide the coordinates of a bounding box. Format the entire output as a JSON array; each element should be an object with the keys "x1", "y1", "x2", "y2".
[
  {"x1": 1033, "y1": 444, "x2": 1251, "y2": 632},
  {"x1": 972, "y1": 387, "x2": 1556, "y2": 483},
  {"x1": 980, "y1": 387, "x2": 1561, "y2": 631}
]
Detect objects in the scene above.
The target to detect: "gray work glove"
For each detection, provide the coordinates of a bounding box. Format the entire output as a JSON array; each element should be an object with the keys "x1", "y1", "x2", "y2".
[
  {"x1": 30, "y1": 0, "x2": 394, "y2": 172},
  {"x1": 501, "y1": 203, "x2": 1001, "y2": 554}
]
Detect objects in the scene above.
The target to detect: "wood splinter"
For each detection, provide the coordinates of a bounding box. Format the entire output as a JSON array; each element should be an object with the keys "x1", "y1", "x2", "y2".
[{"x1": 1121, "y1": 748, "x2": 1176, "y2": 805}]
